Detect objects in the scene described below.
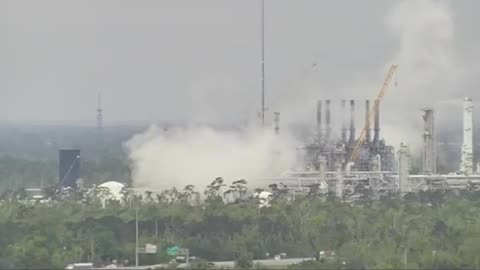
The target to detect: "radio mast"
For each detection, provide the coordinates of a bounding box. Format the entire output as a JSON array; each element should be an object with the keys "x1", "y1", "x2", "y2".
[{"x1": 260, "y1": 0, "x2": 266, "y2": 127}]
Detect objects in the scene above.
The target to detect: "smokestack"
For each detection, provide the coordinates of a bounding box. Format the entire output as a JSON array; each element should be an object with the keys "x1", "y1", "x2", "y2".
[
  {"x1": 348, "y1": 100, "x2": 355, "y2": 146},
  {"x1": 316, "y1": 100, "x2": 322, "y2": 141},
  {"x1": 365, "y1": 100, "x2": 371, "y2": 143},
  {"x1": 422, "y1": 108, "x2": 437, "y2": 174},
  {"x1": 274, "y1": 112, "x2": 280, "y2": 135},
  {"x1": 341, "y1": 100, "x2": 347, "y2": 143},
  {"x1": 373, "y1": 99, "x2": 380, "y2": 144},
  {"x1": 460, "y1": 97, "x2": 474, "y2": 175},
  {"x1": 326, "y1": 99, "x2": 331, "y2": 141}
]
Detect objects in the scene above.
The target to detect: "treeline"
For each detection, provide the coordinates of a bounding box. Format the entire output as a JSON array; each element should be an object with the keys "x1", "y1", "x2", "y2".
[{"x1": 1, "y1": 179, "x2": 480, "y2": 269}]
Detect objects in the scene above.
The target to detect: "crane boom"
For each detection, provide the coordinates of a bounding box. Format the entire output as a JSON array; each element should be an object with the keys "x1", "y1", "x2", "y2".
[{"x1": 348, "y1": 64, "x2": 398, "y2": 164}]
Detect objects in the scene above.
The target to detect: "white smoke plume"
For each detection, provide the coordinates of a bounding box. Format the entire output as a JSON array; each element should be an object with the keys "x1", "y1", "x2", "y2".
[
  {"x1": 381, "y1": 0, "x2": 466, "y2": 148},
  {"x1": 125, "y1": 0, "x2": 468, "y2": 189},
  {"x1": 124, "y1": 125, "x2": 297, "y2": 190},
  {"x1": 264, "y1": 0, "x2": 466, "y2": 150}
]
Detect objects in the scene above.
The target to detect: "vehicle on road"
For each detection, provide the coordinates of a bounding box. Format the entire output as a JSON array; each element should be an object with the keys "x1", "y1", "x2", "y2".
[{"x1": 65, "y1": 262, "x2": 93, "y2": 269}]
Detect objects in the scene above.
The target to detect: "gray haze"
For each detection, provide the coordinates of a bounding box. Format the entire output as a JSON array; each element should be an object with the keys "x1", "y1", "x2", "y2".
[{"x1": 1, "y1": 0, "x2": 479, "y2": 132}]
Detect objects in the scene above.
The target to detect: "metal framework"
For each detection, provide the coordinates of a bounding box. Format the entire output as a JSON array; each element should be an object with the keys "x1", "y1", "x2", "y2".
[{"x1": 349, "y1": 65, "x2": 398, "y2": 163}]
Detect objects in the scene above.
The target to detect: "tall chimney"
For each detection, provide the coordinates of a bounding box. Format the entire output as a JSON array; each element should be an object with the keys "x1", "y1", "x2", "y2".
[
  {"x1": 326, "y1": 99, "x2": 331, "y2": 141},
  {"x1": 341, "y1": 99, "x2": 347, "y2": 143},
  {"x1": 348, "y1": 100, "x2": 355, "y2": 146},
  {"x1": 365, "y1": 100, "x2": 371, "y2": 143},
  {"x1": 373, "y1": 99, "x2": 380, "y2": 144},
  {"x1": 316, "y1": 100, "x2": 322, "y2": 141},
  {"x1": 422, "y1": 108, "x2": 436, "y2": 174}
]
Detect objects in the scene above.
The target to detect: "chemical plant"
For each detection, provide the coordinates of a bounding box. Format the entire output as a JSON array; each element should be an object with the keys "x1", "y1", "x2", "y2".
[
  {"x1": 45, "y1": 62, "x2": 478, "y2": 205},
  {"x1": 266, "y1": 65, "x2": 480, "y2": 201}
]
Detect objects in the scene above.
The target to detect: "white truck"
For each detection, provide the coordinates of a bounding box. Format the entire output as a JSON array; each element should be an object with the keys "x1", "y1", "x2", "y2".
[{"x1": 65, "y1": 262, "x2": 93, "y2": 269}]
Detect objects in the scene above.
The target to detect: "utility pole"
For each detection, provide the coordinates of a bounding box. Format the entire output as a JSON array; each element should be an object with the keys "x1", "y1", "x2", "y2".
[
  {"x1": 135, "y1": 207, "x2": 139, "y2": 267},
  {"x1": 90, "y1": 238, "x2": 95, "y2": 264},
  {"x1": 260, "y1": 0, "x2": 265, "y2": 127}
]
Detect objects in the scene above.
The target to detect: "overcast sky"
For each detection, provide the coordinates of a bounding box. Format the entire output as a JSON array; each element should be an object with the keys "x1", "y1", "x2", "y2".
[{"x1": 1, "y1": 0, "x2": 479, "y2": 129}]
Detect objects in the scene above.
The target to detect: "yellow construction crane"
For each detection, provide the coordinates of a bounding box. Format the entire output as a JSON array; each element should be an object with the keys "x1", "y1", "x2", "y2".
[{"x1": 348, "y1": 64, "x2": 398, "y2": 164}]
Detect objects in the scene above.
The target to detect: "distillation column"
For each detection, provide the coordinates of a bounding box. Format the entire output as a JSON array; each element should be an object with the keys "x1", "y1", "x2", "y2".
[
  {"x1": 397, "y1": 142, "x2": 410, "y2": 193},
  {"x1": 460, "y1": 97, "x2": 474, "y2": 175},
  {"x1": 422, "y1": 108, "x2": 437, "y2": 174}
]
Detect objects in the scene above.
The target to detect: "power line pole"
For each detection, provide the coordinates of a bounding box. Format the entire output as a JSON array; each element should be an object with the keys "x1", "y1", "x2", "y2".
[{"x1": 135, "y1": 207, "x2": 139, "y2": 267}]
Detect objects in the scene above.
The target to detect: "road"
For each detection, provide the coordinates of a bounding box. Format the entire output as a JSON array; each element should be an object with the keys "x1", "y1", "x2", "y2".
[{"x1": 93, "y1": 257, "x2": 315, "y2": 269}]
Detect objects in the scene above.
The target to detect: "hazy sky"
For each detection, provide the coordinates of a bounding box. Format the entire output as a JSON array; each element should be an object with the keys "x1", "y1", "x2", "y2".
[{"x1": 1, "y1": 0, "x2": 479, "y2": 128}]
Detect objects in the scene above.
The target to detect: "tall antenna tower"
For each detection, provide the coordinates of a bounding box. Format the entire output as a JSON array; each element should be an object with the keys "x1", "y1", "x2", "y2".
[
  {"x1": 260, "y1": 0, "x2": 266, "y2": 127},
  {"x1": 96, "y1": 92, "x2": 103, "y2": 133}
]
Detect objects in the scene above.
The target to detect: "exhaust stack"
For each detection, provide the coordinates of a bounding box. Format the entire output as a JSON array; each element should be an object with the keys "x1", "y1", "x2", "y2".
[
  {"x1": 373, "y1": 99, "x2": 380, "y2": 144},
  {"x1": 316, "y1": 100, "x2": 322, "y2": 141},
  {"x1": 348, "y1": 100, "x2": 355, "y2": 146},
  {"x1": 341, "y1": 100, "x2": 347, "y2": 143},
  {"x1": 422, "y1": 108, "x2": 437, "y2": 174},
  {"x1": 326, "y1": 99, "x2": 331, "y2": 142},
  {"x1": 365, "y1": 100, "x2": 371, "y2": 143}
]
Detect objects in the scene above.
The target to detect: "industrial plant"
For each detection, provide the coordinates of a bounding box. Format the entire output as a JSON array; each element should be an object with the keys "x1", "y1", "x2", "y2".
[
  {"x1": 267, "y1": 66, "x2": 480, "y2": 201},
  {"x1": 53, "y1": 68, "x2": 480, "y2": 205}
]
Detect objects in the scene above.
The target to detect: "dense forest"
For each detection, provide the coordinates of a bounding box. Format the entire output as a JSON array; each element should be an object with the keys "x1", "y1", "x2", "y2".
[{"x1": 2, "y1": 177, "x2": 480, "y2": 269}]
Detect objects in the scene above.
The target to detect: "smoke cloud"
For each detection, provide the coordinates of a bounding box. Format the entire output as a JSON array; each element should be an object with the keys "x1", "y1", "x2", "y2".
[
  {"x1": 381, "y1": 0, "x2": 466, "y2": 148},
  {"x1": 124, "y1": 125, "x2": 297, "y2": 190},
  {"x1": 125, "y1": 0, "x2": 472, "y2": 189},
  {"x1": 262, "y1": 0, "x2": 467, "y2": 150}
]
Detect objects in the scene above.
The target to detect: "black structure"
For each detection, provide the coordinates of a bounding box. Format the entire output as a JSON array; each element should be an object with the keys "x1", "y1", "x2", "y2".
[
  {"x1": 297, "y1": 99, "x2": 396, "y2": 172},
  {"x1": 59, "y1": 149, "x2": 80, "y2": 187}
]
